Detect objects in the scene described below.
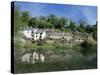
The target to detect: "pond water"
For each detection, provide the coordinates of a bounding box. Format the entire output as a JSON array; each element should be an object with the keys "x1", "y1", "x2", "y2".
[
  {"x1": 14, "y1": 47, "x2": 97, "y2": 73},
  {"x1": 19, "y1": 48, "x2": 95, "y2": 64}
]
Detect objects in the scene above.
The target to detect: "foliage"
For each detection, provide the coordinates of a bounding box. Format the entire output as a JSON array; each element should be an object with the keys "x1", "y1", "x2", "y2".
[
  {"x1": 21, "y1": 11, "x2": 30, "y2": 25},
  {"x1": 28, "y1": 17, "x2": 37, "y2": 27},
  {"x1": 85, "y1": 25, "x2": 93, "y2": 33},
  {"x1": 14, "y1": 6, "x2": 23, "y2": 34},
  {"x1": 92, "y1": 22, "x2": 97, "y2": 41},
  {"x1": 69, "y1": 21, "x2": 77, "y2": 31},
  {"x1": 81, "y1": 37, "x2": 97, "y2": 56},
  {"x1": 57, "y1": 17, "x2": 67, "y2": 29},
  {"x1": 78, "y1": 22, "x2": 86, "y2": 32},
  {"x1": 13, "y1": 6, "x2": 97, "y2": 34},
  {"x1": 92, "y1": 30, "x2": 97, "y2": 41},
  {"x1": 13, "y1": 6, "x2": 30, "y2": 34},
  {"x1": 37, "y1": 21, "x2": 52, "y2": 28},
  {"x1": 81, "y1": 37, "x2": 96, "y2": 48}
]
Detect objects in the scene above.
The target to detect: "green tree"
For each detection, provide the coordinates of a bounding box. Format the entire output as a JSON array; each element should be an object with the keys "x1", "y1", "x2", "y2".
[
  {"x1": 57, "y1": 17, "x2": 67, "y2": 29},
  {"x1": 39, "y1": 16, "x2": 47, "y2": 22},
  {"x1": 85, "y1": 25, "x2": 93, "y2": 33},
  {"x1": 37, "y1": 21, "x2": 52, "y2": 28},
  {"x1": 69, "y1": 21, "x2": 77, "y2": 32},
  {"x1": 37, "y1": 21, "x2": 45, "y2": 28},
  {"x1": 39, "y1": 16, "x2": 53, "y2": 28},
  {"x1": 44, "y1": 22, "x2": 52, "y2": 28},
  {"x1": 78, "y1": 20, "x2": 87, "y2": 32},
  {"x1": 92, "y1": 31, "x2": 97, "y2": 41},
  {"x1": 47, "y1": 14, "x2": 58, "y2": 28},
  {"x1": 13, "y1": 6, "x2": 23, "y2": 34},
  {"x1": 21, "y1": 11, "x2": 30, "y2": 25},
  {"x1": 78, "y1": 23, "x2": 85, "y2": 32},
  {"x1": 92, "y1": 21, "x2": 97, "y2": 41},
  {"x1": 28, "y1": 17, "x2": 37, "y2": 27}
]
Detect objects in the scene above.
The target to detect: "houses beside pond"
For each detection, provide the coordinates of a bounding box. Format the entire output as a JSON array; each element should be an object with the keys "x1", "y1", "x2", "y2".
[{"x1": 21, "y1": 27, "x2": 91, "y2": 44}]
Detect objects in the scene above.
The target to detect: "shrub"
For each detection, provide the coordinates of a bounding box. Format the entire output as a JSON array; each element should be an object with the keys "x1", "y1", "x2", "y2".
[
  {"x1": 81, "y1": 37, "x2": 97, "y2": 56},
  {"x1": 81, "y1": 37, "x2": 96, "y2": 49},
  {"x1": 92, "y1": 31, "x2": 97, "y2": 41}
]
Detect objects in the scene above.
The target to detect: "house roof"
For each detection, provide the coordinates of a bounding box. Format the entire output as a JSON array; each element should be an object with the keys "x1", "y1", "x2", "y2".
[
  {"x1": 35, "y1": 29, "x2": 44, "y2": 33},
  {"x1": 25, "y1": 28, "x2": 36, "y2": 30}
]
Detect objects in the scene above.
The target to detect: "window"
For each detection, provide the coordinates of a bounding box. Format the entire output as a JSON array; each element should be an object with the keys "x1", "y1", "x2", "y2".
[
  {"x1": 40, "y1": 33, "x2": 42, "y2": 35},
  {"x1": 31, "y1": 31, "x2": 34, "y2": 34},
  {"x1": 40, "y1": 35, "x2": 42, "y2": 38},
  {"x1": 32, "y1": 34, "x2": 34, "y2": 37}
]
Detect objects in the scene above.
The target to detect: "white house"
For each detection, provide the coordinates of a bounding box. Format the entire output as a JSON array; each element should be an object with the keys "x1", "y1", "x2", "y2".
[
  {"x1": 23, "y1": 28, "x2": 46, "y2": 41},
  {"x1": 23, "y1": 28, "x2": 37, "y2": 39},
  {"x1": 34, "y1": 30, "x2": 46, "y2": 41}
]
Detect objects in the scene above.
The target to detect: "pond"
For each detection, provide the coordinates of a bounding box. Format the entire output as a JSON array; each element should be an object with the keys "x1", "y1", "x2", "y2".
[{"x1": 14, "y1": 48, "x2": 97, "y2": 73}]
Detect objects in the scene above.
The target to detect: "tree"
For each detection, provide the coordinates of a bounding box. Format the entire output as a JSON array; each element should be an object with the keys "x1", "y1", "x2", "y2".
[
  {"x1": 57, "y1": 17, "x2": 67, "y2": 29},
  {"x1": 39, "y1": 16, "x2": 53, "y2": 28},
  {"x1": 69, "y1": 21, "x2": 77, "y2": 32},
  {"x1": 37, "y1": 21, "x2": 52, "y2": 28},
  {"x1": 85, "y1": 25, "x2": 93, "y2": 33},
  {"x1": 78, "y1": 20, "x2": 87, "y2": 32},
  {"x1": 78, "y1": 23, "x2": 85, "y2": 32},
  {"x1": 13, "y1": 5, "x2": 23, "y2": 34},
  {"x1": 92, "y1": 30, "x2": 97, "y2": 41},
  {"x1": 39, "y1": 16, "x2": 47, "y2": 22},
  {"x1": 81, "y1": 37, "x2": 97, "y2": 56},
  {"x1": 92, "y1": 21, "x2": 97, "y2": 41},
  {"x1": 45, "y1": 22, "x2": 52, "y2": 28},
  {"x1": 21, "y1": 11, "x2": 30, "y2": 24},
  {"x1": 47, "y1": 14, "x2": 58, "y2": 28},
  {"x1": 37, "y1": 21, "x2": 45, "y2": 28},
  {"x1": 28, "y1": 17, "x2": 37, "y2": 27}
]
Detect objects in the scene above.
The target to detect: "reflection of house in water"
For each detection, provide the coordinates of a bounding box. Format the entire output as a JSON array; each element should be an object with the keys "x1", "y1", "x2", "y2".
[{"x1": 21, "y1": 51, "x2": 45, "y2": 64}]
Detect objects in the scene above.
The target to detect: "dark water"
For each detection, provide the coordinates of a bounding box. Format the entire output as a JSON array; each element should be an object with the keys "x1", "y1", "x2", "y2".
[{"x1": 14, "y1": 48, "x2": 97, "y2": 73}]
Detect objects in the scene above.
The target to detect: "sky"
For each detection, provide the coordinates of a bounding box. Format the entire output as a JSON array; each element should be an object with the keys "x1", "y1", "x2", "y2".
[{"x1": 14, "y1": 1, "x2": 97, "y2": 25}]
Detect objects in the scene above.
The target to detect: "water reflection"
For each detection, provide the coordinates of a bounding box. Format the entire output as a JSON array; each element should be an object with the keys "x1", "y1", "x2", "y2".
[
  {"x1": 21, "y1": 48, "x2": 84, "y2": 64},
  {"x1": 15, "y1": 47, "x2": 97, "y2": 73},
  {"x1": 21, "y1": 51, "x2": 45, "y2": 64},
  {"x1": 21, "y1": 53, "x2": 31, "y2": 63}
]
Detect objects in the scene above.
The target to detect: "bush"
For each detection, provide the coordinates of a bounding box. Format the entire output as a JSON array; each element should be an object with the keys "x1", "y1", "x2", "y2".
[
  {"x1": 92, "y1": 31, "x2": 97, "y2": 41},
  {"x1": 81, "y1": 37, "x2": 96, "y2": 48},
  {"x1": 81, "y1": 37, "x2": 97, "y2": 56}
]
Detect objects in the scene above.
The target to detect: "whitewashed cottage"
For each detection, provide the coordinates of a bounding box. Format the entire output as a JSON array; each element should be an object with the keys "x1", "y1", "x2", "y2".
[
  {"x1": 23, "y1": 28, "x2": 46, "y2": 41},
  {"x1": 23, "y1": 28, "x2": 37, "y2": 39},
  {"x1": 33, "y1": 29, "x2": 46, "y2": 41}
]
